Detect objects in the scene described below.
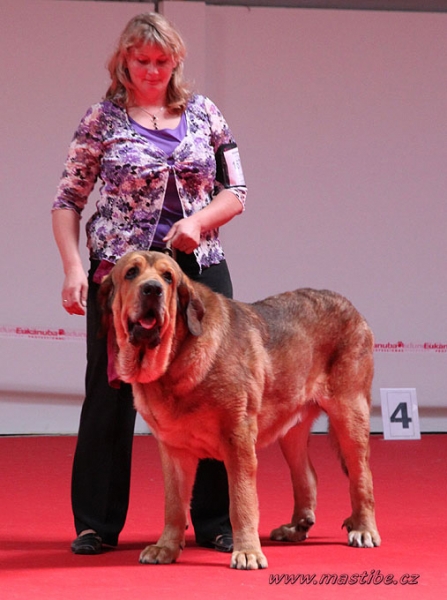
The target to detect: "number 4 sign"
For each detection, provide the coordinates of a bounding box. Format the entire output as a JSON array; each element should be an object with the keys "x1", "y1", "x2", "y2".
[{"x1": 380, "y1": 388, "x2": 421, "y2": 440}]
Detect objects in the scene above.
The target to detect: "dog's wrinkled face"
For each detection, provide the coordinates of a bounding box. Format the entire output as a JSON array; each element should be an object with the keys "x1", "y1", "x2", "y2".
[
  {"x1": 107, "y1": 252, "x2": 181, "y2": 346},
  {"x1": 99, "y1": 251, "x2": 204, "y2": 383},
  {"x1": 120, "y1": 255, "x2": 175, "y2": 349}
]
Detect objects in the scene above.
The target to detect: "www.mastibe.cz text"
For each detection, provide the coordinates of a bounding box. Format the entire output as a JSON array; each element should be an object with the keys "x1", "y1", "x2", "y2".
[{"x1": 269, "y1": 570, "x2": 419, "y2": 586}]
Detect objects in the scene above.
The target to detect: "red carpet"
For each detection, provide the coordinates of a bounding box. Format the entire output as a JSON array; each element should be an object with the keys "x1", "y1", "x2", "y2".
[{"x1": 1, "y1": 434, "x2": 445, "y2": 599}]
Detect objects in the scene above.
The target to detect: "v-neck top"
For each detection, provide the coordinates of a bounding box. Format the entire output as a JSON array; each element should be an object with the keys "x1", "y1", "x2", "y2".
[{"x1": 129, "y1": 114, "x2": 187, "y2": 247}]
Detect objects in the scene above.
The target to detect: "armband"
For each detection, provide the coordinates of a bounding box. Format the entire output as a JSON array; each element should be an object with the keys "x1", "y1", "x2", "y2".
[{"x1": 215, "y1": 143, "x2": 246, "y2": 188}]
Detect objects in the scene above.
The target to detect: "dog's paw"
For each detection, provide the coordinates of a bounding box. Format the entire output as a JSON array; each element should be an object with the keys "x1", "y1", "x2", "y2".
[
  {"x1": 139, "y1": 543, "x2": 182, "y2": 564},
  {"x1": 230, "y1": 549, "x2": 268, "y2": 570},
  {"x1": 270, "y1": 515, "x2": 315, "y2": 543},
  {"x1": 342, "y1": 518, "x2": 381, "y2": 548}
]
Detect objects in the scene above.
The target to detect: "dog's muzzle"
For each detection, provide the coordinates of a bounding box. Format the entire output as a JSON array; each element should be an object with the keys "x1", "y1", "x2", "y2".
[{"x1": 128, "y1": 279, "x2": 164, "y2": 348}]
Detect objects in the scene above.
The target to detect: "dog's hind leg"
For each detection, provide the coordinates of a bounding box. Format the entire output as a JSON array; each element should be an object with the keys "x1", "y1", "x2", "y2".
[
  {"x1": 270, "y1": 406, "x2": 320, "y2": 543},
  {"x1": 326, "y1": 393, "x2": 381, "y2": 548},
  {"x1": 139, "y1": 442, "x2": 198, "y2": 564}
]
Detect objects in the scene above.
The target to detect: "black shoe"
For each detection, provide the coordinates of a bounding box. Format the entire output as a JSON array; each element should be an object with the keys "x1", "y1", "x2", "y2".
[
  {"x1": 199, "y1": 533, "x2": 233, "y2": 553},
  {"x1": 212, "y1": 533, "x2": 233, "y2": 553},
  {"x1": 71, "y1": 532, "x2": 103, "y2": 555}
]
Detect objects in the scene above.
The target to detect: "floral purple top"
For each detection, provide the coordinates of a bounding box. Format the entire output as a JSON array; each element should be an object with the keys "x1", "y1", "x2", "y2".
[{"x1": 52, "y1": 94, "x2": 247, "y2": 268}]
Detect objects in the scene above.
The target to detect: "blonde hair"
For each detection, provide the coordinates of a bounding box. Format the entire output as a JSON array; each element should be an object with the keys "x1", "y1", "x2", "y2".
[{"x1": 105, "y1": 12, "x2": 191, "y2": 113}]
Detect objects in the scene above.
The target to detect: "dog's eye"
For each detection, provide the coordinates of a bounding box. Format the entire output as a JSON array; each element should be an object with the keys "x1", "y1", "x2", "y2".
[
  {"x1": 162, "y1": 271, "x2": 173, "y2": 284},
  {"x1": 125, "y1": 266, "x2": 139, "y2": 280}
]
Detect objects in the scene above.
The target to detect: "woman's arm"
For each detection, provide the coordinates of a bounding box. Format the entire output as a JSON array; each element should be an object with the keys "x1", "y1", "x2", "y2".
[
  {"x1": 52, "y1": 209, "x2": 88, "y2": 315},
  {"x1": 52, "y1": 105, "x2": 106, "y2": 314}
]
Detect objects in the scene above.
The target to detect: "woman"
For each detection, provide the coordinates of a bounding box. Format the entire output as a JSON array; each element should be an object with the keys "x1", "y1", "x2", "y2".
[{"x1": 52, "y1": 12, "x2": 247, "y2": 555}]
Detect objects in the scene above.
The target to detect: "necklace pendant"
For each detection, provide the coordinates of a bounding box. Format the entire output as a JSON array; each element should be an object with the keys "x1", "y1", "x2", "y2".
[{"x1": 137, "y1": 106, "x2": 163, "y2": 130}]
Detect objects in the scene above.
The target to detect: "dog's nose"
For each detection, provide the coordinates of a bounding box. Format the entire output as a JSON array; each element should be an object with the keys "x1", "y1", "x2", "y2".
[{"x1": 141, "y1": 280, "x2": 163, "y2": 297}]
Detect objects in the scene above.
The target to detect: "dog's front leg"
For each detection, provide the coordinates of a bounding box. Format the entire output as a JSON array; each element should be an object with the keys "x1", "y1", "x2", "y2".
[
  {"x1": 139, "y1": 442, "x2": 197, "y2": 565},
  {"x1": 224, "y1": 429, "x2": 268, "y2": 570}
]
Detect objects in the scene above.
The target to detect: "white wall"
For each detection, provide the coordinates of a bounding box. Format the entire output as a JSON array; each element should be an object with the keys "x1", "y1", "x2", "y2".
[{"x1": 1, "y1": 0, "x2": 446, "y2": 433}]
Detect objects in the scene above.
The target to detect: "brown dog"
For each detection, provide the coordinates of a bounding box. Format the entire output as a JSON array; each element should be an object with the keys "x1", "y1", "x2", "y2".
[{"x1": 100, "y1": 250, "x2": 381, "y2": 569}]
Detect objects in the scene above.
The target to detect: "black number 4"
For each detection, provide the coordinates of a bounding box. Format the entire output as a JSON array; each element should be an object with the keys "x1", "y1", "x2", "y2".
[{"x1": 390, "y1": 402, "x2": 412, "y2": 429}]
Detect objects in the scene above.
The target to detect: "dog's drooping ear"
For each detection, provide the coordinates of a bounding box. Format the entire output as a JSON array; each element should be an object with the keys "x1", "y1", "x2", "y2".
[
  {"x1": 98, "y1": 274, "x2": 115, "y2": 331},
  {"x1": 177, "y1": 281, "x2": 204, "y2": 336}
]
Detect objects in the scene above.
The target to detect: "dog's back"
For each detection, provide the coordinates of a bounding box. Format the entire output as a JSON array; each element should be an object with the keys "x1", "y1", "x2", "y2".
[{"x1": 222, "y1": 288, "x2": 374, "y2": 446}]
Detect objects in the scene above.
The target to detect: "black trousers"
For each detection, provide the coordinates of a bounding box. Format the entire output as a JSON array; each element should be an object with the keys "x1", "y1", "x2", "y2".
[{"x1": 71, "y1": 251, "x2": 232, "y2": 546}]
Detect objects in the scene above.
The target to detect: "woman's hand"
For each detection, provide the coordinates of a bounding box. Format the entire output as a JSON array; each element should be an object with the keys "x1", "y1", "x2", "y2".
[
  {"x1": 52, "y1": 209, "x2": 88, "y2": 315},
  {"x1": 163, "y1": 217, "x2": 201, "y2": 254},
  {"x1": 163, "y1": 190, "x2": 244, "y2": 253},
  {"x1": 61, "y1": 266, "x2": 88, "y2": 315}
]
